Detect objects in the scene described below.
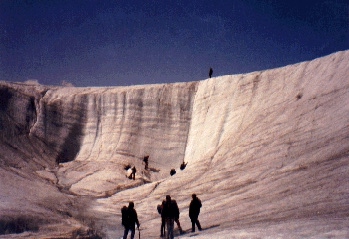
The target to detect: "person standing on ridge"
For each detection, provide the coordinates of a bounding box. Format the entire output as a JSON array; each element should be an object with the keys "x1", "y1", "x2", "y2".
[
  {"x1": 122, "y1": 201, "x2": 140, "y2": 239},
  {"x1": 209, "y1": 67, "x2": 213, "y2": 78},
  {"x1": 189, "y1": 194, "x2": 202, "y2": 232}
]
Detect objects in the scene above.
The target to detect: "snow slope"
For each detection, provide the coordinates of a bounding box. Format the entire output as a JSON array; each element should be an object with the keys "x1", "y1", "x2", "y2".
[{"x1": 0, "y1": 50, "x2": 348, "y2": 238}]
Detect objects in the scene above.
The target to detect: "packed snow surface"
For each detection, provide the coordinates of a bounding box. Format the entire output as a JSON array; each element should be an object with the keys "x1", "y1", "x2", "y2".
[{"x1": 0, "y1": 50, "x2": 348, "y2": 238}]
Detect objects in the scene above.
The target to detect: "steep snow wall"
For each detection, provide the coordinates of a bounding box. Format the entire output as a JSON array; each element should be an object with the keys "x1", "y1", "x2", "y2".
[
  {"x1": 100, "y1": 50, "x2": 349, "y2": 238},
  {"x1": 34, "y1": 83, "x2": 197, "y2": 165},
  {"x1": 185, "y1": 50, "x2": 349, "y2": 165},
  {"x1": 0, "y1": 82, "x2": 197, "y2": 164},
  {"x1": 0, "y1": 81, "x2": 197, "y2": 236},
  {"x1": 0, "y1": 50, "x2": 348, "y2": 238},
  {"x1": 178, "y1": 49, "x2": 349, "y2": 233},
  {"x1": 0, "y1": 81, "x2": 198, "y2": 198}
]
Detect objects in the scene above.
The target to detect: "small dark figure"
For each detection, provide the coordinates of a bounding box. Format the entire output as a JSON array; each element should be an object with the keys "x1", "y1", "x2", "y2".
[
  {"x1": 143, "y1": 155, "x2": 149, "y2": 170},
  {"x1": 170, "y1": 168, "x2": 176, "y2": 176},
  {"x1": 189, "y1": 194, "x2": 202, "y2": 232},
  {"x1": 180, "y1": 161, "x2": 188, "y2": 170},
  {"x1": 122, "y1": 202, "x2": 140, "y2": 239},
  {"x1": 157, "y1": 200, "x2": 166, "y2": 237},
  {"x1": 209, "y1": 68, "x2": 213, "y2": 78},
  {"x1": 162, "y1": 195, "x2": 182, "y2": 239},
  {"x1": 131, "y1": 166, "x2": 136, "y2": 180}
]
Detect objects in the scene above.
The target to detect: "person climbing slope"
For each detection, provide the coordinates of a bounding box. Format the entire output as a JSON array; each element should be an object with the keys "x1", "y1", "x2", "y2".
[{"x1": 180, "y1": 161, "x2": 188, "y2": 170}]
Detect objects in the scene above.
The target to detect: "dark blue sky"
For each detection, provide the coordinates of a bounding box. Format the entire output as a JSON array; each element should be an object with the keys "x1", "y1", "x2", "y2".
[{"x1": 1, "y1": 0, "x2": 348, "y2": 87}]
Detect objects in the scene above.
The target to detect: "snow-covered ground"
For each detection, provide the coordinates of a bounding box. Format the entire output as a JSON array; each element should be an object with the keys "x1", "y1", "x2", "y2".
[{"x1": 0, "y1": 50, "x2": 348, "y2": 238}]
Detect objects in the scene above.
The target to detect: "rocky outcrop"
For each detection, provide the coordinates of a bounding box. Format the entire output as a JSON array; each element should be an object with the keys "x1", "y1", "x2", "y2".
[{"x1": 0, "y1": 50, "x2": 348, "y2": 238}]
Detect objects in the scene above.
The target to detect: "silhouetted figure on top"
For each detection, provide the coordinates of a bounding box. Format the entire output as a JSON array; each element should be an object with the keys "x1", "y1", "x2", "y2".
[
  {"x1": 209, "y1": 68, "x2": 213, "y2": 78},
  {"x1": 143, "y1": 155, "x2": 149, "y2": 170},
  {"x1": 180, "y1": 161, "x2": 188, "y2": 170}
]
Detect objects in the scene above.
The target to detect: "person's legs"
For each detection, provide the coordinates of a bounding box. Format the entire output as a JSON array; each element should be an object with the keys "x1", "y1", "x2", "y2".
[
  {"x1": 130, "y1": 228, "x2": 135, "y2": 239},
  {"x1": 166, "y1": 219, "x2": 174, "y2": 239},
  {"x1": 169, "y1": 219, "x2": 174, "y2": 239},
  {"x1": 161, "y1": 218, "x2": 165, "y2": 236},
  {"x1": 123, "y1": 227, "x2": 129, "y2": 239},
  {"x1": 166, "y1": 219, "x2": 169, "y2": 239},
  {"x1": 191, "y1": 219, "x2": 195, "y2": 232},
  {"x1": 196, "y1": 219, "x2": 202, "y2": 230},
  {"x1": 175, "y1": 218, "x2": 183, "y2": 233}
]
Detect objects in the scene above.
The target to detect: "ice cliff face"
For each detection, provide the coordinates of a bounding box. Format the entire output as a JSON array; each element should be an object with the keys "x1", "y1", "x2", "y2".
[
  {"x1": 0, "y1": 50, "x2": 348, "y2": 238},
  {"x1": 1, "y1": 82, "x2": 197, "y2": 164}
]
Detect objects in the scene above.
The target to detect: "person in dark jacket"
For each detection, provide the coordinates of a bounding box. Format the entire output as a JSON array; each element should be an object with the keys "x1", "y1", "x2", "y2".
[
  {"x1": 143, "y1": 155, "x2": 149, "y2": 170},
  {"x1": 122, "y1": 201, "x2": 140, "y2": 239},
  {"x1": 180, "y1": 161, "x2": 188, "y2": 170},
  {"x1": 173, "y1": 200, "x2": 183, "y2": 234},
  {"x1": 162, "y1": 195, "x2": 181, "y2": 239},
  {"x1": 131, "y1": 166, "x2": 136, "y2": 180},
  {"x1": 170, "y1": 168, "x2": 176, "y2": 176},
  {"x1": 157, "y1": 200, "x2": 166, "y2": 237},
  {"x1": 209, "y1": 68, "x2": 213, "y2": 78},
  {"x1": 189, "y1": 194, "x2": 202, "y2": 232}
]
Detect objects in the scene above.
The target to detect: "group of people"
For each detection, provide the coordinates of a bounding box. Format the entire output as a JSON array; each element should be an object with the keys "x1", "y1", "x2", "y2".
[
  {"x1": 121, "y1": 194, "x2": 202, "y2": 239},
  {"x1": 128, "y1": 155, "x2": 189, "y2": 178},
  {"x1": 169, "y1": 161, "x2": 188, "y2": 176},
  {"x1": 121, "y1": 67, "x2": 213, "y2": 238}
]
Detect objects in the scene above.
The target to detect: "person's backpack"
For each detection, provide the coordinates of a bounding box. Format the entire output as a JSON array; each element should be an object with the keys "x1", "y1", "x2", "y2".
[
  {"x1": 157, "y1": 204, "x2": 162, "y2": 215},
  {"x1": 121, "y1": 206, "x2": 128, "y2": 226}
]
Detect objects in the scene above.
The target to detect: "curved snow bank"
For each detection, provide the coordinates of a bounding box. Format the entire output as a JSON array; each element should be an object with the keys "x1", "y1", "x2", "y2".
[
  {"x1": 103, "y1": 50, "x2": 349, "y2": 238},
  {"x1": 0, "y1": 50, "x2": 348, "y2": 238},
  {"x1": 185, "y1": 50, "x2": 349, "y2": 165},
  {"x1": 173, "y1": 50, "x2": 349, "y2": 237},
  {"x1": 29, "y1": 83, "x2": 197, "y2": 166}
]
